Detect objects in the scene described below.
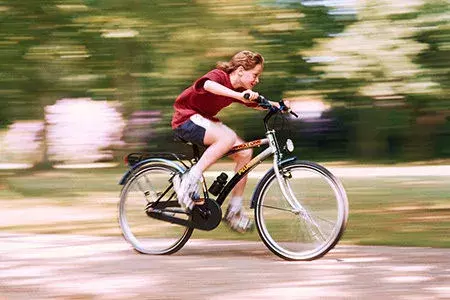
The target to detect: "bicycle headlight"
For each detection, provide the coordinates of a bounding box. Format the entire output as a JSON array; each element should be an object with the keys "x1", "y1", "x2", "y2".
[{"x1": 286, "y1": 139, "x2": 294, "y2": 152}]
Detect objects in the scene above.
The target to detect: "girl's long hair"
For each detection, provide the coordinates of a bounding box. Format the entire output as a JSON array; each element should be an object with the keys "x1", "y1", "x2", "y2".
[{"x1": 216, "y1": 50, "x2": 264, "y2": 73}]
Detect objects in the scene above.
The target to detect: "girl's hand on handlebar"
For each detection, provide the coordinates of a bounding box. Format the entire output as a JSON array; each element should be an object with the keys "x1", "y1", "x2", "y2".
[
  {"x1": 241, "y1": 90, "x2": 259, "y2": 102},
  {"x1": 280, "y1": 100, "x2": 291, "y2": 112},
  {"x1": 278, "y1": 99, "x2": 299, "y2": 118},
  {"x1": 273, "y1": 99, "x2": 290, "y2": 112}
]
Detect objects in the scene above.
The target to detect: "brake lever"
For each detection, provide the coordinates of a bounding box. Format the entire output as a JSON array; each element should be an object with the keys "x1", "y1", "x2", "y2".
[{"x1": 278, "y1": 100, "x2": 299, "y2": 118}]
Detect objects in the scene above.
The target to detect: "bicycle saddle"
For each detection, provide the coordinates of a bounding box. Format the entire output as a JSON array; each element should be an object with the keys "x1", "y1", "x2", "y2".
[{"x1": 173, "y1": 135, "x2": 193, "y2": 145}]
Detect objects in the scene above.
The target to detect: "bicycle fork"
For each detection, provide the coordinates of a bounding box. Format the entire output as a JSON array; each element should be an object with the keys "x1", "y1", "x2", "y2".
[
  {"x1": 267, "y1": 130, "x2": 302, "y2": 212},
  {"x1": 269, "y1": 135, "x2": 327, "y2": 241}
]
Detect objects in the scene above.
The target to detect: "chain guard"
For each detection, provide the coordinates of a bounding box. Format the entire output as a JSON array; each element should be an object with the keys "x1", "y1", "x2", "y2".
[
  {"x1": 191, "y1": 198, "x2": 222, "y2": 231},
  {"x1": 147, "y1": 198, "x2": 222, "y2": 231}
]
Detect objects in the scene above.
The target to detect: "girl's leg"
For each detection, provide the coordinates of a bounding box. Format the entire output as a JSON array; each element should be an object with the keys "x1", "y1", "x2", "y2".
[
  {"x1": 224, "y1": 137, "x2": 254, "y2": 232},
  {"x1": 174, "y1": 118, "x2": 236, "y2": 209},
  {"x1": 196, "y1": 124, "x2": 253, "y2": 209},
  {"x1": 228, "y1": 137, "x2": 253, "y2": 198},
  {"x1": 200, "y1": 123, "x2": 253, "y2": 232},
  {"x1": 194, "y1": 122, "x2": 237, "y2": 172}
]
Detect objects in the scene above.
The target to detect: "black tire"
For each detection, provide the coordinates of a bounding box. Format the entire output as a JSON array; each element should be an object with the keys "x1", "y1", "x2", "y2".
[
  {"x1": 253, "y1": 160, "x2": 348, "y2": 261},
  {"x1": 118, "y1": 163, "x2": 193, "y2": 255}
]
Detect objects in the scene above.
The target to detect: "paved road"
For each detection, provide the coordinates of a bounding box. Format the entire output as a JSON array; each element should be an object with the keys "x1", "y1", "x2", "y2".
[{"x1": 1, "y1": 233, "x2": 449, "y2": 299}]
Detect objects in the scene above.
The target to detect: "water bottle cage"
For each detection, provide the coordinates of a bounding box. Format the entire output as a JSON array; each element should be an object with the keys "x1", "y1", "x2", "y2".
[
  {"x1": 208, "y1": 182, "x2": 224, "y2": 196},
  {"x1": 208, "y1": 172, "x2": 228, "y2": 196}
]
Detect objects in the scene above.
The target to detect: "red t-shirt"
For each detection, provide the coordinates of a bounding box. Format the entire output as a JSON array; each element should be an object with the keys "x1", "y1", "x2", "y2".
[{"x1": 171, "y1": 69, "x2": 258, "y2": 129}]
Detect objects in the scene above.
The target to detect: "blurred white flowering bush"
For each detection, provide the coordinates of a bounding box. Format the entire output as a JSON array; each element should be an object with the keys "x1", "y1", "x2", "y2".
[
  {"x1": 46, "y1": 98, "x2": 125, "y2": 164},
  {"x1": 0, "y1": 121, "x2": 44, "y2": 165},
  {"x1": 0, "y1": 99, "x2": 126, "y2": 167}
]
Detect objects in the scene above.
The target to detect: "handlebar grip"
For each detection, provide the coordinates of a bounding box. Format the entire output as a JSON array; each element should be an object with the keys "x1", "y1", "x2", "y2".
[
  {"x1": 244, "y1": 93, "x2": 264, "y2": 103},
  {"x1": 290, "y1": 111, "x2": 299, "y2": 118},
  {"x1": 245, "y1": 94, "x2": 299, "y2": 117}
]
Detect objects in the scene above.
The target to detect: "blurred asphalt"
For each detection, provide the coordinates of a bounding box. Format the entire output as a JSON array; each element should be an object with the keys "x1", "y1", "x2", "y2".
[
  {"x1": 1, "y1": 233, "x2": 449, "y2": 299},
  {"x1": 1, "y1": 164, "x2": 449, "y2": 299}
]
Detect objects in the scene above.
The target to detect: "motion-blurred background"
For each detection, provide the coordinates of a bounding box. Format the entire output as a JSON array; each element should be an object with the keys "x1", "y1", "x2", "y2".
[
  {"x1": 1, "y1": 0, "x2": 449, "y2": 165},
  {"x1": 0, "y1": 0, "x2": 449, "y2": 247}
]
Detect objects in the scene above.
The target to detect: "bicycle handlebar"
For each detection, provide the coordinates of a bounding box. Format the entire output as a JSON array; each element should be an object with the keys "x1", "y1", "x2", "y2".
[{"x1": 244, "y1": 93, "x2": 299, "y2": 118}]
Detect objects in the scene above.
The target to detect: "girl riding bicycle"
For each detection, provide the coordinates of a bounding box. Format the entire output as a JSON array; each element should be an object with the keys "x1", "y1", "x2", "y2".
[{"x1": 171, "y1": 50, "x2": 287, "y2": 233}]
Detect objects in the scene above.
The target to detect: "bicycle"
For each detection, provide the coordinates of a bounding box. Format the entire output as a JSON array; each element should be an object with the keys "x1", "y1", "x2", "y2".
[{"x1": 118, "y1": 95, "x2": 349, "y2": 261}]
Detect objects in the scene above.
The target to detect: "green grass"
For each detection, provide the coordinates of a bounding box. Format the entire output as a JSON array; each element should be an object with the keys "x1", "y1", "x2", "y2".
[
  {"x1": 1, "y1": 166, "x2": 449, "y2": 248},
  {"x1": 0, "y1": 167, "x2": 126, "y2": 198},
  {"x1": 342, "y1": 176, "x2": 450, "y2": 247}
]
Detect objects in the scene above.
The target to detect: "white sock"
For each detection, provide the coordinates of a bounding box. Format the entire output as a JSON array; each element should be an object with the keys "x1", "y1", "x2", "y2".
[
  {"x1": 188, "y1": 165, "x2": 202, "y2": 181},
  {"x1": 228, "y1": 196, "x2": 243, "y2": 214}
]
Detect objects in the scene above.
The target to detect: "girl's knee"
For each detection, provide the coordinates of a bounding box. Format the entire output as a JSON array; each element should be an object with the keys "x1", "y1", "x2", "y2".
[
  {"x1": 245, "y1": 148, "x2": 253, "y2": 159},
  {"x1": 240, "y1": 148, "x2": 253, "y2": 161},
  {"x1": 228, "y1": 131, "x2": 238, "y2": 147},
  {"x1": 205, "y1": 124, "x2": 236, "y2": 146},
  {"x1": 221, "y1": 127, "x2": 237, "y2": 147}
]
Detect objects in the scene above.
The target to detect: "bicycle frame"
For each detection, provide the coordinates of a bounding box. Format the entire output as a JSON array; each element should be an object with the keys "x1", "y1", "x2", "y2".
[
  {"x1": 203, "y1": 129, "x2": 297, "y2": 208},
  {"x1": 211, "y1": 98, "x2": 301, "y2": 209}
]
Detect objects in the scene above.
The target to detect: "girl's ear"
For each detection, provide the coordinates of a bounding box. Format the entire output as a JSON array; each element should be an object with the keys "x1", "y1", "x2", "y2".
[{"x1": 237, "y1": 66, "x2": 244, "y2": 76}]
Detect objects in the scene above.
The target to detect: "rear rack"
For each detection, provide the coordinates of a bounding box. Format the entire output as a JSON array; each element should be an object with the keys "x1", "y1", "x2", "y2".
[{"x1": 126, "y1": 152, "x2": 189, "y2": 166}]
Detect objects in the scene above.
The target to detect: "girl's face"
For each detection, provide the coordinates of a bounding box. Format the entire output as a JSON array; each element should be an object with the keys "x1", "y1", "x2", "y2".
[{"x1": 239, "y1": 64, "x2": 263, "y2": 90}]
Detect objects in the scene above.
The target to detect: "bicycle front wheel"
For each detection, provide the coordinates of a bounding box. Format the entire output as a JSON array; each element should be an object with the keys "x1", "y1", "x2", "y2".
[
  {"x1": 254, "y1": 160, "x2": 348, "y2": 261},
  {"x1": 118, "y1": 163, "x2": 193, "y2": 255}
]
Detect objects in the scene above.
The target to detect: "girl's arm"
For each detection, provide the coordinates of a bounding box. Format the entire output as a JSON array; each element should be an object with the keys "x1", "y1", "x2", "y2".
[
  {"x1": 204, "y1": 80, "x2": 289, "y2": 110},
  {"x1": 203, "y1": 80, "x2": 258, "y2": 102}
]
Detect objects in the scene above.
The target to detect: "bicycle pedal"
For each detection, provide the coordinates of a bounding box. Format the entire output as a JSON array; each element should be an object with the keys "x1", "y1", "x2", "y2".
[{"x1": 193, "y1": 198, "x2": 205, "y2": 206}]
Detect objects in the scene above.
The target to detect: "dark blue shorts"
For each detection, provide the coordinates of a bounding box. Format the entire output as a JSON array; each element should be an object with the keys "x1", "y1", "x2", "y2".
[{"x1": 174, "y1": 119, "x2": 207, "y2": 147}]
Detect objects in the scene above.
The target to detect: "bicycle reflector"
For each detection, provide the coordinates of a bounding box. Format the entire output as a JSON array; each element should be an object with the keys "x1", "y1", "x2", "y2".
[{"x1": 286, "y1": 139, "x2": 294, "y2": 152}]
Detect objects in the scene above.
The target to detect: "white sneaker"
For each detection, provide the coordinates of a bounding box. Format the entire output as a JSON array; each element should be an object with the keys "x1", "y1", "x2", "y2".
[
  {"x1": 224, "y1": 207, "x2": 253, "y2": 233},
  {"x1": 173, "y1": 169, "x2": 201, "y2": 210}
]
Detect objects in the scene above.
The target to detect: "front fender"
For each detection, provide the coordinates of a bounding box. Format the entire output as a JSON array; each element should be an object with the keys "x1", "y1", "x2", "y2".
[
  {"x1": 118, "y1": 158, "x2": 186, "y2": 185},
  {"x1": 250, "y1": 156, "x2": 297, "y2": 209}
]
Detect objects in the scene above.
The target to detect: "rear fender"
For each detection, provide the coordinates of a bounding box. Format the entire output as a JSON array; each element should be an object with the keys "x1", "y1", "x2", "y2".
[{"x1": 118, "y1": 158, "x2": 186, "y2": 185}]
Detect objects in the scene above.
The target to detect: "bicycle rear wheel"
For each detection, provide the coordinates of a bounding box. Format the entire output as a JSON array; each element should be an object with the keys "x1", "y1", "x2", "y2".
[
  {"x1": 118, "y1": 163, "x2": 193, "y2": 255},
  {"x1": 254, "y1": 160, "x2": 348, "y2": 261}
]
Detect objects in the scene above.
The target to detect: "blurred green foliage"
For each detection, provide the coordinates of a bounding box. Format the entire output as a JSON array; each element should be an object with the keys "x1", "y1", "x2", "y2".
[{"x1": 0, "y1": 0, "x2": 449, "y2": 162}]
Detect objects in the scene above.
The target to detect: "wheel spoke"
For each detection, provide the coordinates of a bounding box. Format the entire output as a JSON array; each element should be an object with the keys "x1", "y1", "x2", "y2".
[
  {"x1": 313, "y1": 214, "x2": 336, "y2": 226},
  {"x1": 300, "y1": 215, "x2": 327, "y2": 242},
  {"x1": 145, "y1": 190, "x2": 176, "y2": 211},
  {"x1": 261, "y1": 204, "x2": 297, "y2": 213}
]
